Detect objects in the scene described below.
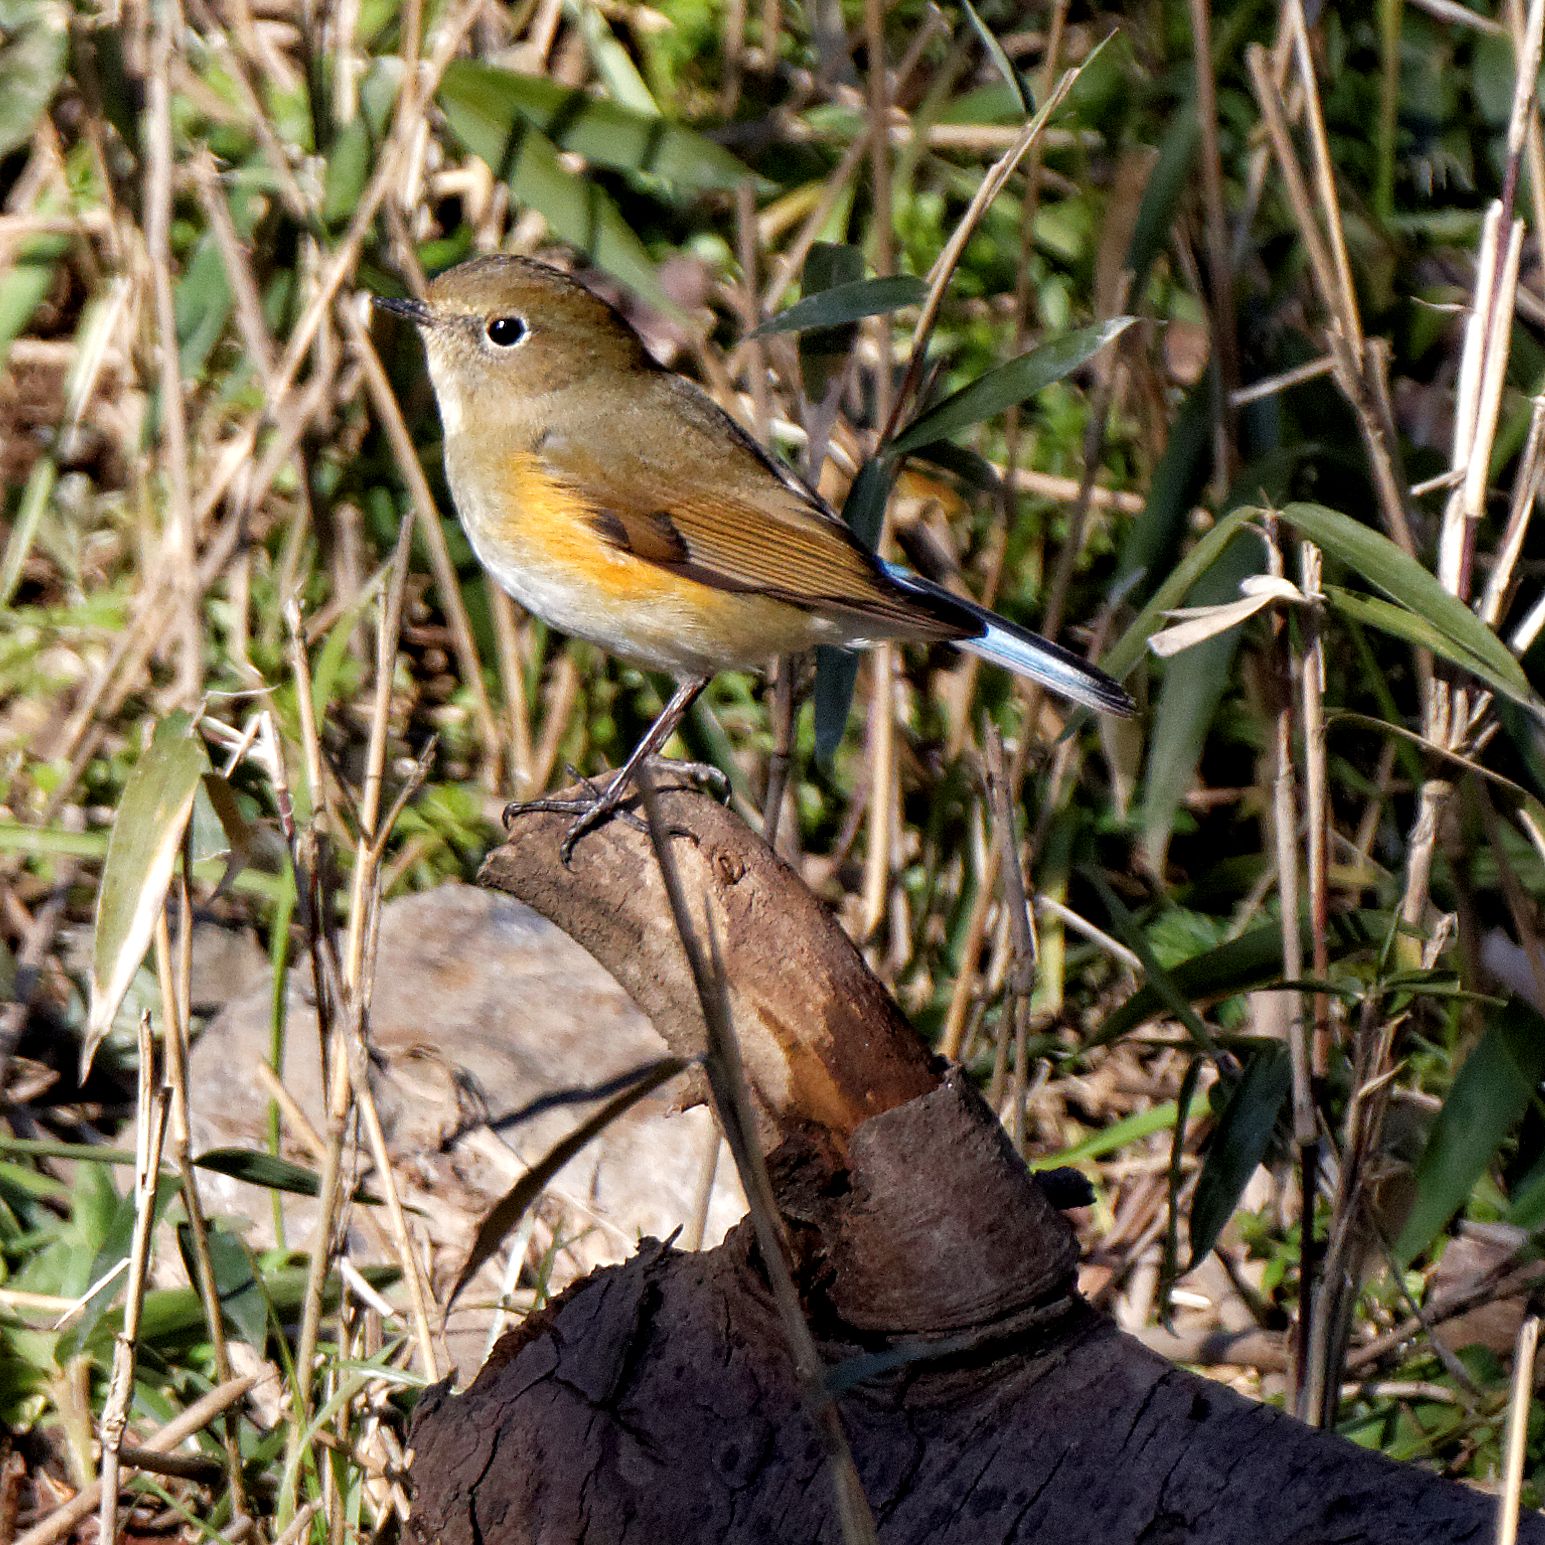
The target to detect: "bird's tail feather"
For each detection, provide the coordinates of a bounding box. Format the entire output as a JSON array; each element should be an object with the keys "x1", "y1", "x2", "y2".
[{"x1": 880, "y1": 562, "x2": 1135, "y2": 718}]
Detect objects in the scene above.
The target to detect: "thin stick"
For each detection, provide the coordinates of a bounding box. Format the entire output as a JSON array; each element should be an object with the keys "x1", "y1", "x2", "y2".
[
  {"x1": 985, "y1": 729, "x2": 1038, "y2": 1151},
  {"x1": 1247, "y1": 42, "x2": 1418, "y2": 559},
  {"x1": 1285, "y1": 0, "x2": 1364, "y2": 347},
  {"x1": 635, "y1": 769, "x2": 879, "y2": 1545},
  {"x1": 1499, "y1": 0, "x2": 1545, "y2": 230},
  {"x1": 859, "y1": 646, "x2": 896, "y2": 941},
  {"x1": 1299, "y1": 542, "x2": 1331, "y2": 1089},
  {"x1": 96, "y1": 1017, "x2": 168, "y2": 1545},
  {"x1": 1496, "y1": 1310, "x2": 1540, "y2": 1545},
  {"x1": 144, "y1": 0, "x2": 200, "y2": 705},
  {"x1": 939, "y1": 850, "x2": 999, "y2": 1061},
  {"x1": 883, "y1": 64, "x2": 1083, "y2": 445},
  {"x1": 336, "y1": 519, "x2": 442, "y2": 1378},
  {"x1": 157, "y1": 845, "x2": 253, "y2": 1519},
  {"x1": 1479, "y1": 394, "x2": 1545, "y2": 627},
  {"x1": 186, "y1": 0, "x2": 488, "y2": 534},
  {"x1": 489, "y1": 585, "x2": 535, "y2": 798},
  {"x1": 1189, "y1": 0, "x2": 1239, "y2": 476},
  {"x1": 1263, "y1": 517, "x2": 1316, "y2": 1417},
  {"x1": 863, "y1": 0, "x2": 895, "y2": 426},
  {"x1": 345, "y1": 301, "x2": 501, "y2": 773},
  {"x1": 190, "y1": 150, "x2": 278, "y2": 384},
  {"x1": 19, "y1": 1377, "x2": 257, "y2": 1545},
  {"x1": 1229, "y1": 354, "x2": 1334, "y2": 405}
]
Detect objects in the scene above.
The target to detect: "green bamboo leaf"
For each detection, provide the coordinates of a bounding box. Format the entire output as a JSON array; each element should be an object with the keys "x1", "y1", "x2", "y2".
[
  {"x1": 1125, "y1": 102, "x2": 1199, "y2": 300},
  {"x1": 1029, "y1": 1087, "x2": 1207, "y2": 1170},
  {"x1": 1393, "y1": 998, "x2": 1545, "y2": 1266},
  {"x1": 751, "y1": 275, "x2": 928, "y2": 338},
  {"x1": 173, "y1": 231, "x2": 234, "y2": 378},
  {"x1": 814, "y1": 458, "x2": 895, "y2": 764},
  {"x1": 890, "y1": 318, "x2": 1134, "y2": 454},
  {"x1": 1092, "y1": 910, "x2": 1387, "y2": 1048},
  {"x1": 93, "y1": 1264, "x2": 398, "y2": 1351},
  {"x1": 0, "y1": 3, "x2": 67, "y2": 159},
  {"x1": 1114, "y1": 382, "x2": 1211, "y2": 602},
  {"x1": 438, "y1": 61, "x2": 759, "y2": 194},
  {"x1": 438, "y1": 99, "x2": 672, "y2": 315},
  {"x1": 961, "y1": 0, "x2": 1034, "y2": 115},
  {"x1": 1277, "y1": 502, "x2": 1537, "y2": 708},
  {"x1": 909, "y1": 439, "x2": 1001, "y2": 493},
  {"x1": 85, "y1": 714, "x2": 207, "y2": 1074},
  {"x1": 0, "y1": 455, "x2": 55, "y2": 607},
  {"x1": 797, "y1": 242, "x2": 864, "y2": 403},
  {"x1": 322, "y1": 114, "x2": 373, "y2": 228},
  {"x1": 194, "y1": 1147, "x2": 388, "y2": 1206},
  {"x1": 176, "y1": 1221, "x2": 267, "y2": 1350},
  {"x1": 58, "y1": 1173, "x2": 180, "y2": 1360},
  {"x1": 572, "y1": 1, "x2": 658, "y2": 114},
  {"x1": 1507, "y1": 1147, "x2": 1545, "y2": 1230},
  {"x1": 1322, "y1": 586, "x2": 1533, "y2": 709},
  {"x1": 0, "y1": 229, "x2": 68, "y2": 369},
  {"x1": 312, "y1": 559, "x2": 390, "y2": 719},
  {"x1": 1188, "y1": 1044, "x2": 1291, "y2": 1267},
  {"x1": 1083, "y1": 868, "x2": 1217, "y2": 1054}
]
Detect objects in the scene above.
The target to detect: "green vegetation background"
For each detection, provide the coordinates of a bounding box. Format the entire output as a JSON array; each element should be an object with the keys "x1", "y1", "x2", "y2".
[{"x1": 1, "y1": 0, "x2": 1543, "y2": 1534}]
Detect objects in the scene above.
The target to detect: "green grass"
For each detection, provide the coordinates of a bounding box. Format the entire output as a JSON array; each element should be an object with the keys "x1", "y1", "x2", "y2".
[{"x1": 2, "y1": 0, "x2": 1544, "y2": 1533}]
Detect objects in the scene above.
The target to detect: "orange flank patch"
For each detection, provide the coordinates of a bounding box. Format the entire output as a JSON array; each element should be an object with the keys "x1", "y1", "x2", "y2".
[
  {"x1": 492, "y1": 451, "x2": 696, "y2": 606},
  {"x1": 459, "y1": 450, "x2": 843, "y2": 675},
  {"x1": 497, "y1": 451, "x2": 630, "y2": 589}
]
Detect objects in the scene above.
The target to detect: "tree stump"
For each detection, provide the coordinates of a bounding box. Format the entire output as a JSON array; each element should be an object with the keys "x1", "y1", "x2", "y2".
[{"x1": 406, "y1": 778, "x2": 1536, "y2": 1545}]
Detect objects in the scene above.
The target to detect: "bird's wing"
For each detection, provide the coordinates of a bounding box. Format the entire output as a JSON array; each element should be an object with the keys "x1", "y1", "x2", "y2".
[{"x1": 539, "y1": 378, "x2": 970, "y2": 640}]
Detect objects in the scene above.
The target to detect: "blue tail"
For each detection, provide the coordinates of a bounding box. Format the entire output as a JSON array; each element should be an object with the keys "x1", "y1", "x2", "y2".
[{"x1": 880, "y1": 562, "x2": 1135, "y2": 718}]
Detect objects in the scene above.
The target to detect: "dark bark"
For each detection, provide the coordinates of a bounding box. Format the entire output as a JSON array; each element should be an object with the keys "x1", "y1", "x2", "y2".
[{"x1": 407, "y1": 781, "x2": 1536, "y2": 1545}]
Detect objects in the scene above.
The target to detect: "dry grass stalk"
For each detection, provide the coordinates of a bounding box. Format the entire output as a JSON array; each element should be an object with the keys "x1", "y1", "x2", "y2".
[
  {"x1": 346, "y1": 301, "x2": 501, "y2": 776},
  {"x1": 155, "y1": 853, "x2": 253, "y2": 1518},
  {"x1": 1494, "y1": 1310, "x2": 1541, "y2": 1545},
  {"x1": 884, "y1": 63, "x2": 1083, "y2": 445},
  {"x1": 1479, "y1": 394, "x2": 1545, "y2": 629},
  {"x1": 984, "y1": 729, "x2": 1038, "y2": 1151},
  {"x1": 952, "y1": 0, "x2": 1071, "y2": 758},
  {"x1": 1285, "y1": 0, "x2": 1364, "y2": 346},
  {"x1": 1258, "y1": 515, "x2": 1317, "y2": 1414},
  {"x1": 143, "y1": 0, "x2": 200, "y2": 707},
  {"x1": 95, "y1": 1015, "x2": 168, "y2": 1545},
  {"x1": 1188, "y1": 0, "x2": 1239, "y2": 476},
  {"x1": 335, "y1": 522, "x2": 442, "y2": 1380},
  {"x1": 1295, "y1": 542, "x2": 1332, "y2": 1083},
  {"x1": 635, "y1": 766, "x2": 880, "y2": 1545},
  {"x1": 1246, "y1": 41, "x2": 1418, "y2": 557},
  {"x1": 18, "y1": 1377, "x2": 258, "y2": 1545},
  {"x1": 862, "y1": 50, "x2": 1096, "y2": 947}
]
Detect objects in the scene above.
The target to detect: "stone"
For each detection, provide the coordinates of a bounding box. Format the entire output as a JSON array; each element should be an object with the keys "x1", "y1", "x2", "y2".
[{"x1": 187, "y1": 882, "x2": 743, "y2": 1377}]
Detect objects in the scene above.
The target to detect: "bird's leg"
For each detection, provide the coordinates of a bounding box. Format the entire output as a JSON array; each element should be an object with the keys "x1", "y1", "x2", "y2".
[{"x1": 503, "y1": 676, "x2": 711, "y2": 862}]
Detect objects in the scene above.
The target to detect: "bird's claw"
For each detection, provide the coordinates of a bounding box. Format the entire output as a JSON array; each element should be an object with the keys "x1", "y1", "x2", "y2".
[
  {"x1": 661, "y1": 759, "x2": 732, "y2": 802},
  {"x1": 502, "y1": 788, "x2": 646, "y2": 867},
  {"x1": 502, "y1": 756, "x2": 727, "y2": 864}
]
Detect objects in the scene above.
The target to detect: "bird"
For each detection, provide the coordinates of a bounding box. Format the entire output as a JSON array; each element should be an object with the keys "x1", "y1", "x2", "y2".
[{"x1": 375, "y1": 254, "x2": 1134, "y2": 860}]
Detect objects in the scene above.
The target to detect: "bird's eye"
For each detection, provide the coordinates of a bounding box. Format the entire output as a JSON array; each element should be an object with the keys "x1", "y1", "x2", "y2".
[{"x1": 486, "y1": 315, "x2": 529, "y2": 348}]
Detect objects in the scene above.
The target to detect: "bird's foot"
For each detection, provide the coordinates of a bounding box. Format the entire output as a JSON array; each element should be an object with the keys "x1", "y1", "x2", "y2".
[
  {"x1": 503, "y1": 773, "x2": 642, "y2": 866},
  {"x1": 502, "y1": 758, "x2": 728, "y2": 865}
]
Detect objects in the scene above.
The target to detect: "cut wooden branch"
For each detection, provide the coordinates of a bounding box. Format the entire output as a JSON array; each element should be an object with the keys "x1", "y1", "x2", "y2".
[
  {"x1": 480, "y1": 775, "x2": 937, "y2": 1149},
  {"x1": 407, "y1": 782, "x2": 1541, "y2": 1545}
]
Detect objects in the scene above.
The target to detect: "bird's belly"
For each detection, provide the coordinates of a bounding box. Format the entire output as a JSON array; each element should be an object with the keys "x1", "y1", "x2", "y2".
[{"x1": 455, "y1": 477, "x2": 839, "y2": 677}]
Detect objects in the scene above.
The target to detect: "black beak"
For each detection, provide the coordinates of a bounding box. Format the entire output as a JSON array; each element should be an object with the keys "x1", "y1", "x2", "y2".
[{"x1": 372, "y1": 293, "x2": 434, "y2": 326}]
